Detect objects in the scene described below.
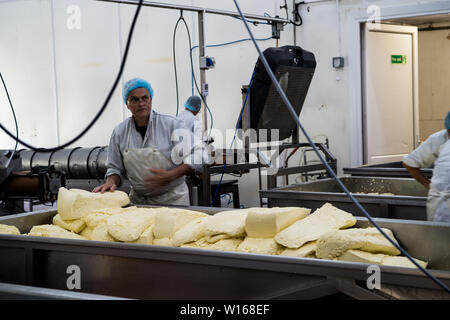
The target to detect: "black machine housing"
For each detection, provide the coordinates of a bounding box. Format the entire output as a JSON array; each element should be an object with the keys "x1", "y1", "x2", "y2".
[{"x1": 240, "y1": 45, "x2": 316, "y2": 141}]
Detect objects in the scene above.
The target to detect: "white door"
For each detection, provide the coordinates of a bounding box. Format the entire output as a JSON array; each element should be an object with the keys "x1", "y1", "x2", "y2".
[{"x1": 363, "y1": 23, "x2": 419, "y2": 165}]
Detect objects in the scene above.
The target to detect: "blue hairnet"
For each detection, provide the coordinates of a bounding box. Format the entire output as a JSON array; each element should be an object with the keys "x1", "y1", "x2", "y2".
[
  {"x1": 122, "y1": 78, "x2": 153, "y2": 104},
  {"x1": 184, "y1": 95, "x2": 202, "y2": 112},
  {"x1": 446, "y1": 111, "x2": 450, "y2": 130}
]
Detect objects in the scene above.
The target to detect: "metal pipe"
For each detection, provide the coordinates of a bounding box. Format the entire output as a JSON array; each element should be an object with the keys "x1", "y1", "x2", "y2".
[
  {"x1": 198, "y1": 10, "x2": 208, "y2": 137},
  {"x1": 95, "y1": 0, "x2": 290, "y2": 24}
]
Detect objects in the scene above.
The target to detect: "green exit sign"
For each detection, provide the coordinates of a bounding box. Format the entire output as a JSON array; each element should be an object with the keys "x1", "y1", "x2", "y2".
[{"x1": 391, "y1": 55, "x2": 406, "y2": 64}]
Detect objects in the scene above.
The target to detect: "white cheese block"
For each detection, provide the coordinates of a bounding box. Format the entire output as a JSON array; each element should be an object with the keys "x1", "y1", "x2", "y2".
[
  {"x1": 83, "y1": 212, "x2": 110, "y2": 229},
  {"x1": 207, "y1": 238, "x2": 243, "y2": 252},
  {"x1": 91, "y1": 225, "x2": 116, "y2": 242},
  {"x1": 245, "y1": 207, "x2": 310, "y2": 238},
  {"x1": 153, "y1": 237, "x2": 173, "y2": 247},
  {"x1": 274, "y1": 203, "x2": 356, "y2": 248},
  {"x1": 180, "y1": 237, "x2": 211, "y2": 249},
  {"x1": 280, "y1": 241, "x2": 317, "y2": 258},
  {"x1": 0, "y1": 224, "x2": 20, "y2": 235},
  {"x1": 338, "y1": 249, "x2": 428, "y2": 269},
  {"x1": 52, "y1": 214, "x2": 86, "y2": 233},
  {"x1": 131, "y1": 225, "x2": 154, "y2": 245},
  {"x1": 205, "y1": 209, "x2": 251, "y2": 243},
  {"x1": 381, "y1": 256, "x2": 428, "y2": 269},
  {"x1": 80, "y1": 227, "x2": 94, "y2": 240},
  {"x1": 107, "y1": 208, "x2": 156, "y2": 242},
  {"x1": 316, "y1": 227, "x2": 401, "y2": 260},
  {"x1": 338, "y1": 249, "x2": 386, "y2": 264},
  {"x1": 237, "y1": 237, "x2": 282, "y2": 255},
  {"x1": 152, "y1": 207, "x2": 207, "y2": 240},
  {"x1": 172, "y1": 216, "x2": 209, "y2": 247},
  {"x1": 57, "y1": 187, "x2": 129, "y2": 220},
  {"x1": 28, "y1": 224, "x2": 85, "y2": 240},
  {"x1": 83, "y1": 206, "x2": 138, "y2": 228}
]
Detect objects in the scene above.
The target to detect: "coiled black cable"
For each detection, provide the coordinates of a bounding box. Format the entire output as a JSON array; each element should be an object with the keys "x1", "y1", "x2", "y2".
[{"x1": 0, "y1": 72, "x2": 19, "y2": 167}]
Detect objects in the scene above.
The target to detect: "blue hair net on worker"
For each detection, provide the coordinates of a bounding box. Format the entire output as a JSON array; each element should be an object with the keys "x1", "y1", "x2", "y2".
[
  {"x1": 446, "y1": 111, "x2": 450, "y2": 130},
  {"x1": 122, "y1": 78, "x2": 154, "y2": 104},
  {"x1": 184, "y1": 95, "x2": 202, "y2": 112}
]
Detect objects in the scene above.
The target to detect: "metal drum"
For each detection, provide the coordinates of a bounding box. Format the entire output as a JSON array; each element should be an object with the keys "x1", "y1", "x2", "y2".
[
  {"x1": 86, "y1": 146, "x2": 108, "y2": 180},
  {"x1": 47, "y1": 148, "x2": 80, "y2": 177}
]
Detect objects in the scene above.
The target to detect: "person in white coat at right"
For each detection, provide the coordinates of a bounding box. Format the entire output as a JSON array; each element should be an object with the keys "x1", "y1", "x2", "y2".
[{"x1": 403, "y1": 111, "x2": 450, "y2": 223}]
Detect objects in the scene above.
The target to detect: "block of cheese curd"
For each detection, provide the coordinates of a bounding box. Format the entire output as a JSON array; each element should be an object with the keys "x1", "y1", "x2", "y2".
[
  {"x1": 274, "y1": 203, "x2": 356, "y2": 248},
  {"x1": 205, "y1": 209, "x2": 251, "y2": 243},
  {"x1": 153, "y1": 238, "x2": 173, "y2": 247},
  {"x1": 172, "y1": 216, "x2": 209, "y2": 247},
  {"x1": 237, "y1": 237, "x2": 282, "y2": 255},
  {"x1": 82, "y1": 207, "x2": 134, "y2": 229},
  {"x1": 180, "y1": 237, "x2": 211, "y2": 249},
  {"x1": 338, "y1": 249, "x2": 428, "y2": 269},
  {"x1": 106, "y1": 207, "x2": 156, "y2": 242},
  {"x1": 0, "y1": 224, "x2": 21, "y2": 235},
  {"x1": 28, "y1": 224, "x2": 85, "y2": 240},
  {"x1": 91, "y1": 225, "x2": 116, "y2": 242},
  {"x1": 57, "y1": 187, "x2": 129, "y2": 220},
  {"x1": 245, "y1": 207, "x2": 310, "y2": 238},
  {"x1": 280, "y1": 241, "x2": 317, "y2": 258},
  {"x1": 80, "y1": 227, "x2": 94, "y2": 240},
  {"x1": 315, "y1": 227, "x2": 401, "y2": 260},
  {"x1": 152, "y1": 207, "x2": 207, "y2": 240},
  {"x1": 207, "y1": 238, "x2": 243, "y2": 252},
  {"x1": 130, "y1": 225, "x2": 154, "y2": 245},
  {"x1": 52, "y1": 214, "x2": 86, "y2": 233},
  {"x1": 381, "y1": 255, "x2": 428, "y2": 269}
]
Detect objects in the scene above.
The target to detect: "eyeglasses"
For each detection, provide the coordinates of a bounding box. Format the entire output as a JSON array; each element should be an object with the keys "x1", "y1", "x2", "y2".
[{"x1": 128, "y1": 95, "x2": 150, "y2": 105}]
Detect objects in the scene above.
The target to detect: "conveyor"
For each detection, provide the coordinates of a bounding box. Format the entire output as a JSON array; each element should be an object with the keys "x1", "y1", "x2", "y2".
[
  {"x1": 0, "y1": 206, "x2": 449, "y2": 300},
  {"x1": 260, "y1": 177, "x2": 428, "y2": 220}
]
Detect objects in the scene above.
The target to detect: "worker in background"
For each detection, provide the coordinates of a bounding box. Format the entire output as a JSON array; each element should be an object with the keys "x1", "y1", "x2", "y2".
[
  {"x1": 402, "y1": 111, "x2": 450, "y2": 223},
  {"x1": 177, "y1": 95, "x2": 215, "y2": 165},
  {"x1": 177, "y1": 95, "x2": 203, "y2": 140},
  {"x1": 93, "y1": 78, "x2": 204, "y2": 205}
]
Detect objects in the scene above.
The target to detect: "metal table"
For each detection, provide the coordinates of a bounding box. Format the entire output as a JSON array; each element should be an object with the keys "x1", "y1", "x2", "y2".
[
  {"x1": 260, "y1": 177, "x2": 428, "y2": 220},
  {"x1": 343, "y1": 161, "x2": 433, "y2": 179},
  {"x1": 0, "y1": 207, "x2": 449, "y2": 300}
]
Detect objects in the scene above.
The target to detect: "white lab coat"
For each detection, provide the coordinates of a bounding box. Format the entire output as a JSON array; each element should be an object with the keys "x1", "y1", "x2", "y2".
[
  {"x1": 177, "y1": 109, "x2": 203, "y2": 141},
  {"x1": 403, "y1": 129, "x2": 450, "y2": 223},
  {"x1": 427, "y1": 140, "x2": 450, "y2": 223}
]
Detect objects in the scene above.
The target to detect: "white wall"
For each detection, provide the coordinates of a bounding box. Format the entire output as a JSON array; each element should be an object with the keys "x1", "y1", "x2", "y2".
[{"x1": 1, "y1": 0, "x2": 449, "y2": 207}]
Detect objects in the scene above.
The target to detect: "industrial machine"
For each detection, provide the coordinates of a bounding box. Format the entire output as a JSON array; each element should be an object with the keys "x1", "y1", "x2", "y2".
[
  {"x1": 0, "y1": 206, "x2": 449, "y2": 300},
  {"x1": 0, "y1": 150, "x2": 65, "y2": 215},
  {"x1": 197, "y1": 45, "x2": 337, "y2": 207}
]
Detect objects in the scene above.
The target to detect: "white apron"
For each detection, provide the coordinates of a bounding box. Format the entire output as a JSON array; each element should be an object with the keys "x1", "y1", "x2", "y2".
[
  {"x1": 427, "y1": 186, "x2": 450, "y2": 223},
  {"x1": 123, "y1": 120, "x2": 190, "y2": 206}
]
